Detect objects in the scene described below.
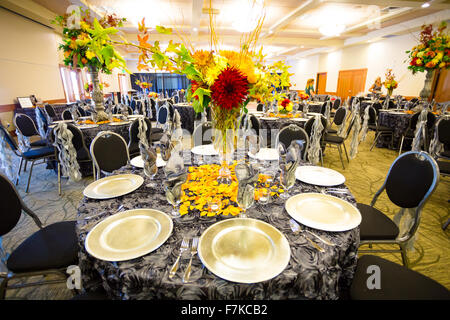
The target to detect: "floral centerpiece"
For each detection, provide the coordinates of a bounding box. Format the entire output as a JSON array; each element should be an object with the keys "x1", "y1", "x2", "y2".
[
  {"x1": 53, "y1": 8, "x2": 128, "y2": 120},
  {"x1": 114, "y1": 11, "x2": 291, "y2": 182},
  {"x1": 278, "y1": 98, "x2": 293, "y2": 114},
  {"x1": 299, "y1": 92, "x2": 309, "y2": 100},
  {"x1": 84, "y1": 81, "x2": 108, "y2": 93},
  {"x1": 383, "y1": 69, "x2": 398, "y2": 96},
  {"x1": 135, "y1": 80, "x2": 152, "y2": 90},
  {"x1": 406, "y1": 22, "x2": 449, "y2": 99},
  {"x1": 148, "y1": 92, "x2": 158, "y2": 99}
]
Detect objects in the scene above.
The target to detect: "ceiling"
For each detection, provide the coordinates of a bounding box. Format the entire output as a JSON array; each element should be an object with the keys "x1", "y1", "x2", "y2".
[{"x1": 2, "y1": 0, "x2": 450, "y2": 61}]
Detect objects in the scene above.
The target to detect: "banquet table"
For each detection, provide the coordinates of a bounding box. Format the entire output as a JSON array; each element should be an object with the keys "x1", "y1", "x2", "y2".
[
  {"x1": 76, "y1": 160, "x2": 360, "y2": 300},
  {"x1": 306, "y1": 102, "x2": 322, "y2": 114},
  {"x1": 376, "y1": 110, "x2": 412, "y2": 148},
  {"x1": 15, "y1": 103, "x2": 75, "y2": 123}
]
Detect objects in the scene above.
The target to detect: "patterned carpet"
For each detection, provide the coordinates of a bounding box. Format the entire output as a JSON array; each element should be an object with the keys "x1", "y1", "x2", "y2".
[{"x1": 1, "y1": 130, "x2": 448, "y2": 300}]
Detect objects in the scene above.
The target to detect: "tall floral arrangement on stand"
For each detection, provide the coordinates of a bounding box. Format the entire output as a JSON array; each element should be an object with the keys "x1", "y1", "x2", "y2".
[
  {"x1": 53, "y1": 8, "x2": 129, "y2": 120},
  {"x1": 383, "y1": 69, "x2": 398, "y2": 96},
  {"x1": 112, "y1": 4, "x2": 291, "y2": 182},
  {"x1": 405, "y1": 22, "x2": 449, "y2": 99}
]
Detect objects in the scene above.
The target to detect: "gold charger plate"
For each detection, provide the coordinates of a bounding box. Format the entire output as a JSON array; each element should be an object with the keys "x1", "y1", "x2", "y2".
[
  {"x1": 83, "y1": 174, "x2": 144, "y2": 199},
  {"x1": 198, "y1": 218, "x2": 291, "y2": 283},
  {"x1": 285, "y1": 193, "x2": 361, "y2": 232},
  {"x1": 85, "y1": 208, "x2": 173, "y2": 261}
]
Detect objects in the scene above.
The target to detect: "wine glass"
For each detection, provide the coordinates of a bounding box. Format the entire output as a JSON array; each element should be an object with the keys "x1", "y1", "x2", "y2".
[
  {"x1": 279, "y1": 167, "x2": 295, "y2": 199},
  {"x1": 165, "y1": 186, "x2": 182, "y2": 218},
  {"x1": 144, "y1": 161, "x2": 158, "y2": 188},
  {"x1": 237, "y1": 184, "x2": 255, "y2": 218}
]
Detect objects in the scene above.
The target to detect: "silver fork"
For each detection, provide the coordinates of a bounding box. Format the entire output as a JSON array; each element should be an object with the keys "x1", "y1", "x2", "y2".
[
  {"x1": 290, "y1": 219, "x2": 335, "y2": 247},
  {"x1": 183, "y1": 237, "x2": 199, "y2": 283},
  {"x1": 169, "y1": 238, "x2": 190, "y2": 279},
  {"x1": 289, "y1": 219, "x2": 325, "y2": 252}
]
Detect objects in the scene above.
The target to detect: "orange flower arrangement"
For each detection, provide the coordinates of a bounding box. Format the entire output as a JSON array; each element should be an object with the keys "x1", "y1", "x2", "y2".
[{"x1": 178, "y1": 163, "x2": 284, "y2": 217}]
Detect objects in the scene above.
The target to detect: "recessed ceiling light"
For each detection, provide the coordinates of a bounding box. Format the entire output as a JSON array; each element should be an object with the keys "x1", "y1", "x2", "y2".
[
  {"x1": 268, "y1": 30, "x2": 273, "y2": 34},
  {"x1": 192, "y1": 27, "x2": 198, "y2": 32},
  {"x1": 319, "y1": 23, "x2": 345, "y2": 37},
  {"x1": 421, "y1": 2, "x2": 430, "y2": 8},
  {"x1": 300, "y1": 45, "x2": 305, "y2": 48}
]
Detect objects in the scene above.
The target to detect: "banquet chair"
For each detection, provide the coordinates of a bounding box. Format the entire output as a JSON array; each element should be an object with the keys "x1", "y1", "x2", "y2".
[
  {"x1": 323, "y1": 116, "x2": 355, "y2": 169},
  {"x1": 193, "y1": 121, "x2": 213, "y2": 147},
  {"x1": 304, "y1": 115, "x2": 328, "y2": 166},
  {"x1": 398, "y1": 111, "x2": 436, "y2": 155},
  {"x1": 128, "y1": 118, "x2": 153, "y2": 158},
  {"x1": 433, "y1": 117, "x2": 450, "y2": 160},
  {"x1": 153, "y1": 105, "x2": 169, "y2": 136},
  {"x1": 356, "y1": 151, "x2": 439, "y2": 268},
  {"x1": 35, "y1": 107, "x2": 49, "y2": 134},
  {"x1": 0, "y1": 173, "x2": 78, "y2": 300},
  {"x1": 44, "y1": 104, "x2": 57, "y2": 120},
  {"x1": 62, "y1": 109, "x2": 73, "y2": 120},
  {"x1": 350, "y1": 255, "x2": 449, "y2": 300},
  {"x1": 0, "y1": 124, "x2": 54, "y2": 193},
  {"x1": 149, "y1": 98, "x2": 157, "y2": 121},
  {"x1": 327, "y1": 107, "x2": 347, "y2": 135},
  {"x1": 249, "y1": 114, "x2": 261, "y2": 137},
  {"x1": 368, "y1": 106, "x2": 394, "y2": 151},
  {"x1": 50, "y1": 123, "x2": 92, "y2": 194},
  {"x1": 90, "y1": 131, "x2": 130, "y2": 180},
  {"x1": 256, "y1": 103, "x2": 264, "y2": 111},
  {"x1": 77, "y1": 106, "x2": 87, "y2": 117},
  {"x1": 320, "y1": 101, "x2": 328, "y2": 116},
  {"x1": 275, "y1": 124, "x2": 309, "y2": 161},
  {"x1": 13, "y1": 114, "x2": 47, "y2": 147}
]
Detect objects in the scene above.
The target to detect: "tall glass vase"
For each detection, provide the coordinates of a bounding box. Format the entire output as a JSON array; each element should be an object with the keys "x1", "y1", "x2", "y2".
[
  {"x1": 89, "y1": 66, "x2": 109, "y2": 122},
  {"x1": 419, "y1": 69, "x2": 435, "y2": 101},
  {"x1": 211, "y1": 104, "x2": 239, "y2": 185}
]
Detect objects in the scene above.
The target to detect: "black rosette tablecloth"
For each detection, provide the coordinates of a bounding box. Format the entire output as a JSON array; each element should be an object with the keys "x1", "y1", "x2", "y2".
[
  {"x1": 376, "y1": 111, "x2": 412, "y2": 148},
  {"x1": 76, "y1": 160, "x2": 359, "y2": 300}
]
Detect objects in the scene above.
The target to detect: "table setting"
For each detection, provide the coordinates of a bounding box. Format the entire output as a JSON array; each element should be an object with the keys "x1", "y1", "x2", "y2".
[{"x1": 76, "y1": 140, "x2": 361, "y2": 300}]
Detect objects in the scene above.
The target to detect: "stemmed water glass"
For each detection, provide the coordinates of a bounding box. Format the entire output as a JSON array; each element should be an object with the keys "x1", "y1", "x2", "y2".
[
  {"x1": 279, "y1": 166, "x2": 296, "y2": 199},
  {"x1": 237, "y1": 184, "x2": 255, "y2": 218}
]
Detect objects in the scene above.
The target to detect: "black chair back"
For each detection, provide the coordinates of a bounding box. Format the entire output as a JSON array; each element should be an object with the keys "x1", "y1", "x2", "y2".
[
  {"x1": 333, "y1": 107, "x2": 347, "y2": 126},
  {"x1": 305, "y1": 115, "x2": 328, "y2": 138},
  {"x1": 276, "y1": 124, "x2": 309, "y2": 159},
  {"x1": 51, "y1": 124, "x2": 90, "y2": 161},
  {"x1": 130, "y1": 99, "x2": 137, "y2": 112},
  {"x1": 382, "y1": 152, "x2": 438, "y2": 209},
  {"x1": 437, "y1": 118, "x2": 450, "y2": 145},
  {"x1": 128, "y1": 118, "x2": 152, "y2": 157},
  {"x1": 14, "y1": 114, "x2": 39, "y2": 137},
  {"x1": 373, "y1": 102, "x2": 382, "y2": 114},
  {"x1": 333, "y1": 98, "x2": 341, "y2": 110},
  {"x1": 44, "y1": 104, "x2": 56, "y2": 118},
  {"x1": 90, "y1": 132, "x2": 129, "y2": 174},
  {"x1": 77, "y1": 106, "x2": 86, "y2": 117},
  {"x1": 249, "y1": 115, "x2": 260, "y2": 136},
  {"x1": 368, "y1": 106, "x2": 377, "y2": 125},
  {"x1": 0, "y1": 174, "x2": 24, "y2": 236},
  {"x1": 320, "y1": 102, "x2": 328, "y2": 115},
  {"x1": 62, "y1": 109, "x2": 73, "y2": 120},
  {"x1": 157, "y1": 106, "x2": 169, "y2": 124},
  {"x1": 256, "y1": 103, "x2": 264, "y2": 111},
  {"x1": 193, "y1": 122, "x2": 213, "y2": 146}
]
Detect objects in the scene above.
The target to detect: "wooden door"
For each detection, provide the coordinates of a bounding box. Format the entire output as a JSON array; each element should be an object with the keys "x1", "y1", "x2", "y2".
[
  {"x1": 316, "y1": 72, "x2": 327, "y2": 94},
  {"x1": 432, "y1": 68, "x2": 450, "y2": 102},
  {"x1": 336, "y1": 69, "x2": 367, "y2": 100}
]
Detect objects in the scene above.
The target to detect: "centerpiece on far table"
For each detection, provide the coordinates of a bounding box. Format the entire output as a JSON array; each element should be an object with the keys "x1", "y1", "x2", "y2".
[
  {"x1": 135, "y1": 79, "x2": 152, "y2": 94},
  {"x1": 383, "y1": 69, "x2": 398, "y2": 96},
  {"x1": 53, "y1": 8, "x2": 128, "y2": 121},
  {"x1": 278, "y1": 98, "x2": 294, "y2": 114},
  {"x1": 405, "y1": 22, "x2": 449, "y2": 100}
]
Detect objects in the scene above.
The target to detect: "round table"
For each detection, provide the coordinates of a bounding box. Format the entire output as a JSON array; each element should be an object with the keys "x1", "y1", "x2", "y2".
[
  {"x1": 76, "y1": 160, "x2": 360, "y2": 300},
  {"x1": 376, "y1": 111, "x2": 412, "y2": 148}
]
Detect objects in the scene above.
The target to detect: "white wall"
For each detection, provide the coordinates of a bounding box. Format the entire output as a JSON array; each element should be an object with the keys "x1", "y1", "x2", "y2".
[{"x1": 288, "y1": 32, "x2": 427, "y2": 97}]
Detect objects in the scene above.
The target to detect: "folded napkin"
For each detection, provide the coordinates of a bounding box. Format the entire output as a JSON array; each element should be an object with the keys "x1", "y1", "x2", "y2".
[
  {"x1": 139, "y1": 142, "x2": 157, "y2": 178},
  {"x1": 164, "y1": 141, "x2": 185, "y2": 178},
  {"x1": 235, "y1": 163, "x2": 259, "y2": 208},
  {"x1": 164, "y1": 172, "x2": 188, "y2": 206},
  {"x1": 278, "y1": 141, "x2": 302, "y2": 188}
]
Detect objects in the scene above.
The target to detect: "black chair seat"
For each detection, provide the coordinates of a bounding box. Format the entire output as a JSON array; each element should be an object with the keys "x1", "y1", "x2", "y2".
[
  {"x1": 368, "y1": 124, "x2": 392, "y2": 132},
  {"x1": 357, "y1": 203, "x2": 399, "y2": 241},
  {"x1": 350, "y1": 255, "x2": 450, "y2": 300},
  {"x1": 22, "y1": 146, "x2": 54, "y2": 160},
  {"x1": 7, "y1": 221, "x2": 78, "y2": 273},
  {"x1": 30, "y1": 139, "x2": 47, "y2": 147},
  {"x1": 324, "y1": 134, "x2": 344, "y2": 144},
  {"x1": 437, "y1": 160, "x2": 450, "y2": 175},
  {"x1": 151, "y1": 127, "x2": 164, "y2": 135},
  {"x1": 327, "y1": 128, "x2": 337, "y2": 134}
]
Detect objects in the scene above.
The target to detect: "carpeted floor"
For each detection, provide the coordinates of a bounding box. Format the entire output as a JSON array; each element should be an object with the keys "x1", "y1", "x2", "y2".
[{"x1": 1, "y1": 129, "x2": 448, "y2": 300}]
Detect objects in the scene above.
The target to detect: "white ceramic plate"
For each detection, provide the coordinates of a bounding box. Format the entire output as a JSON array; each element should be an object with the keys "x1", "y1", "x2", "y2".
[
  {"x1": 290, "y1": 118, "x2": 308, "y2": 122},
  {"x1": 259, "y1": 117, "x2": 278, "y2": 121},
  {"x1": 248, "y1": 148, "x2": 279, "y2": 161},
  {"x1": 53, "y1": 120, "x2": 74, "y2": 124},
  {"x1": 198, "y1": 218, "x2": 290, "y2": 283},
  {"x1": 83, "y1": 174, "x2": 144, "y2": 199},
  {"x1": 108, "y1": 121, "x2": 131, "y2": 126},
  {"x1": 295, "y1": 166, "x2": 345, "y2": 186},
  {"x1": 307, "y1": 112, "x2": 322, "y2": 117},
  {"x1": 285, "y1": 193, "x2": 361, "y2": 232},
  {"x1": 388, "y1": 111, "x2": 405, "y2": 115},
  {"x1": 85, "y1": 208, "x2": 173, "y2": 261},
  {"x1": 77, "y1": 124, "x2": 99, "y2": 129},
  {"x1": 191, "y1": 144, "x2": 219, "y2": 156},
  {"x1": 130, "y1": 154, "x2": 167, "y2": 168}
]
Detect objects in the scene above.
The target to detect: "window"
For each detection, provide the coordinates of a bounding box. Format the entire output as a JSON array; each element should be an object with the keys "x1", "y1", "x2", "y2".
[
  {"x1": 130, "y1": 73, "x2": 189, "y2": 97},
  {"x1": 118, "y1": 73, "x2": 129, "y2": 95},
  {"x1": 59, "y1": 65, "x2": 88, "y2": 103}
]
